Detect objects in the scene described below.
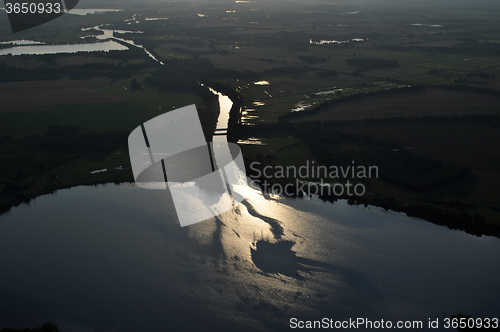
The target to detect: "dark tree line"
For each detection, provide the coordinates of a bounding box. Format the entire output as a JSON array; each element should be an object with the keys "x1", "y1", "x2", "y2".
[
  {"x1": 375, "y1": 41, "x2": 500, "y2": 56},
  {"x1": 318, "y1": 113, "x2": 500, "y2": 128},
  {"x1": 0, "y1": 126, "x2": 131, "y2": 215},
  {"x1": 346, "y1": 58, "x2": 399, "y2": 69},
  {"x1": 0, "y1": 60, "x2": 156, "y2": 82},
  {"x1": 297, "y1": 123, "x2": 470, "y2": 191},
  {"x1": 316, "y1": 69, "x2": 338, "y2": 77},
  {"x1": 41, "y1": 126, "x2": 128, "y2": 153},
  {"x1": 297, "y1": 55, "x2": 327, "y2": 64},
  {"x1": 248, "y1": 31, "x2": 310, "y2": 52},
  {"x1": 262, "y1": 65, "x2": 311, "y2": 78},
  {"x1": 238, "y1": 121, "x2": 498, "y2": 238},
  {"x1": 333, "y1": 196, "x2": 500, "y2": 238},
  {"x1": 237, "y1": 120, "x2": 471, "y2": 191},
  {"x1": 0, "y1": 322, "x2": 59, "y2": 332},
  {"x1": 145, "y1": 58, "x2": 258, "y2": 93},
  {"x1": 430, "y1": 84, "x2": 500, "y2": 96},
  {"x1": 0, "y1": 62, "x2": 63, "y2": 82}
]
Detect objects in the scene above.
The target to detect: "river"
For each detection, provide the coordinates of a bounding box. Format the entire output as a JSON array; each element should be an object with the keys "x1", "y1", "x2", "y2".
[{"x1": 0, "y1": 92, "x2": 499, "y2": 331}]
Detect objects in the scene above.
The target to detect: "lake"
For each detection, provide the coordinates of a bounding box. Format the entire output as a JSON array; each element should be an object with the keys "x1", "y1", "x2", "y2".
[
  {"x1": 309, "y1": 38, "x2": 365, "y2": 45},
  {"x1": 68, "y1": 9, "x2": 122, "y2": 16},
  {"x1": 0, "y1": 40, "x2": 128, "y2": 56},
  {"x1": 0, "y1": 90, "x2": 498, "y2": 332},
  {"x1": 0, "y1": 25, "x2": 159, "y2": 61},
  {"x1": 0, "y1": 186, "x2": 498, "y2": 331}
]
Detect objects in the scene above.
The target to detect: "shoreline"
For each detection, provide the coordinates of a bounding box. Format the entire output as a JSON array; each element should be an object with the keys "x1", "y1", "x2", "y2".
[{"x1": 2, "y1": 173, "x2": 499, "y2": 240}]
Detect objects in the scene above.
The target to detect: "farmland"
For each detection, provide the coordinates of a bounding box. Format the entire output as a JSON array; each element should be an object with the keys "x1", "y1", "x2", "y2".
[{"x1": 0, "y1": 78, "x2": 130, "y2": 113}]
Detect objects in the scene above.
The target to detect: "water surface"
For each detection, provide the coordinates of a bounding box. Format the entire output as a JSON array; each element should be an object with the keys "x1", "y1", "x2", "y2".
[
  {"x1": 0, "y1": 185, "x2": 498, "y2": 331},
  {"x1": 0, "y1": 40, "x2": 128, "y2": 56},
  {"x1": 69, "y1": 9, "x2": 122, "y2": 15}
]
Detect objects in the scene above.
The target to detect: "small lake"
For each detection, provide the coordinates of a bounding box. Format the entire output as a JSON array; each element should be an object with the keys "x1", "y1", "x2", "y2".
[
  {"x1": 310, "y1": 38, "x2": 364, "y2": 45},
  {"x1": 144, "y1": 17, "x2": 169, "y2": 21},
  {"x1": 411, "y1": 24, "x2": 444, "y2": 27},
  {"x1": 68, "y1": 9, "x2": 122, "y2": 16},
  {"x1": 0, "y1": 25, "x2": 161, "y2": 62},
  {"x1": 0, "y1": 40, "x2": 128, "y2": 56},
  {"x1": 0, "y1": 40, "x2": 44, "y2": 46}
]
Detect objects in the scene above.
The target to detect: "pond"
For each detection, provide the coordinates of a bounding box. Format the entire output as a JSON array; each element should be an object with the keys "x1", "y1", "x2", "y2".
[
  {"x1": 309, "y1": 38, "x2": 364, "y2": 45},
  {"x1": 68, "y1": 9, "x2": 122, "y2": 16},
  {"x1": 0, "y1": 40, "x2": 128, "y2": 56}
]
